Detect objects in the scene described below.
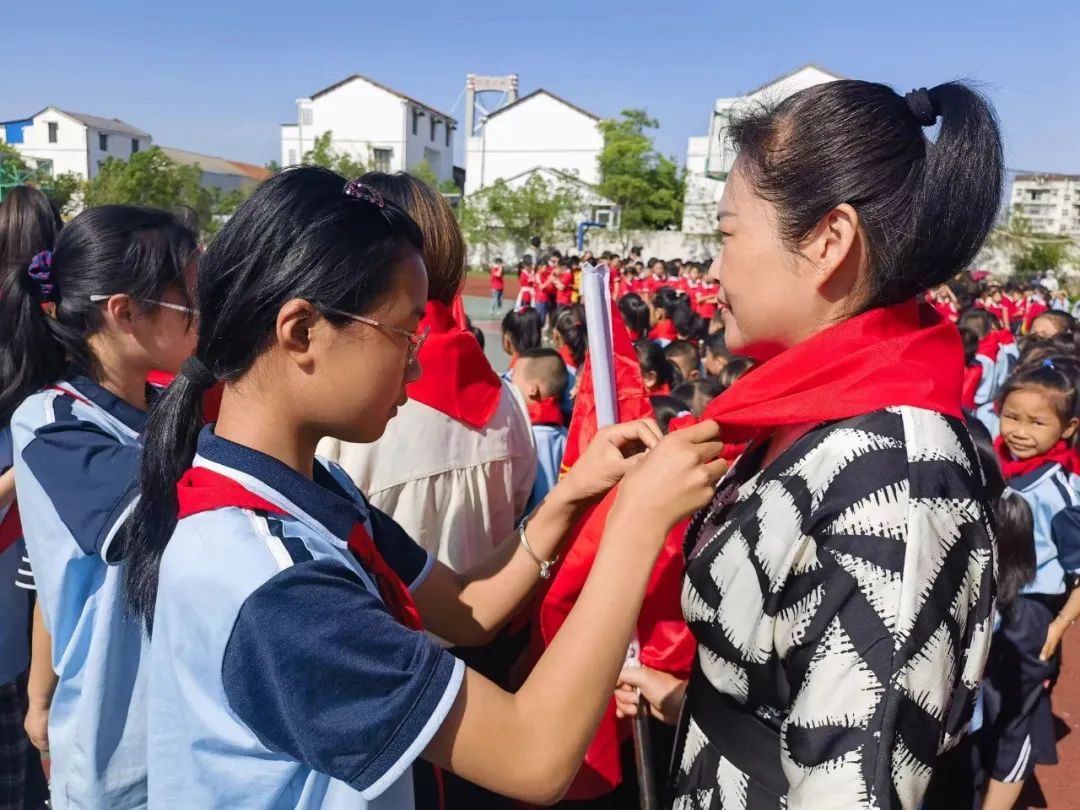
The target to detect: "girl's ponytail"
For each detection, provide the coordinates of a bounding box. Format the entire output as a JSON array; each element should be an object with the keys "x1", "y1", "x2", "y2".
[
  {"x1": 0, "y1": 251, "x2": 67, "y2": 424},
  {"x1": 122, "y1": 358, "x2": 212, "y2": 630}
]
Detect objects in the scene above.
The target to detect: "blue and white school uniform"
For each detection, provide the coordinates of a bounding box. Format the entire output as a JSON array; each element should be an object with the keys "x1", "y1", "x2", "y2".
[
  {"x1": 11, "y1": 377, "x2": 150, "y2": 809},
  {"x1": 0, "y1": 428, "x2": 30, "y2": 688},
  {"x1": 982, "y1": 461, "x2": 1080, "y2": 782},
  {"x1": 147, "y1": 427, "x2": 464, "y2": 809},
  {"x1": 524, "y1": 424, "x2": 567, "y2": 516}
]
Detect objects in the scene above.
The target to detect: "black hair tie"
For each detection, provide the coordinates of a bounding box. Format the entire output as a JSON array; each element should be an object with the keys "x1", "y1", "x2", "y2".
[
  {"x1": 180, "y1": 356, "x2": 216, "y2": 389},
  {"x1": 905, "y1": 87, "x2": 939, "y2": 127}
]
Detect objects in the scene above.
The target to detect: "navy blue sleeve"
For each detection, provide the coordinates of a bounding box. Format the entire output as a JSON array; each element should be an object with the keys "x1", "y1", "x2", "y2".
[
  {"x1": 20, "y1": 419, "x2": 140, "y2": 556},
  {"x1": 367, "y1": 504, "x2": 430, "y2": 587},
  {"x1": 222, "y1": 558, "x2": 462, "y2": 798},
  {"x1": 1052, "y1": 506, "x2": 1080, "y2": 574}
]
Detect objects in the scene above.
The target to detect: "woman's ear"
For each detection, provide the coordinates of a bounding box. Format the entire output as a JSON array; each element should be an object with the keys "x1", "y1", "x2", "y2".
[
  {"x1": 101, "y1": 294, "x2": 137, "y2": 334},
  {"x1": 804, "y1": 203, "x2": 862, "y2": 290},
  {"x1": 644, "y1": 370, "x2": 658, "y2": 389}
]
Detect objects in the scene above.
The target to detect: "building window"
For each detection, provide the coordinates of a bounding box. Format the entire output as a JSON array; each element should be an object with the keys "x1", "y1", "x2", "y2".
[
  {"x1": 372, "y1": 148, "x2": 392, "y2": 173},
  {"x1": 430, "y1": 118, "x2": 437, "y2": 142},
  {"x1": 445, "y1": 124, "x2": 451, "y2": 148},
  {"x1": 132, "y1": 138, "x2": 140, "y2": 154},
  {"x1": 287, "y1": 149, "x2": 297, "y2": 165},
  {"x1": 48, "y1": 122, "x2": 58, "y2": 143},
  {"x1": 301, "y1": 108, "x2": 313, "y2": 126},
  {"x1": 412, "y1": 109, "x2": 419, "y2": 136},
  {"x1": 99, "y1": 133, "x2": 108, "y2": 151}
]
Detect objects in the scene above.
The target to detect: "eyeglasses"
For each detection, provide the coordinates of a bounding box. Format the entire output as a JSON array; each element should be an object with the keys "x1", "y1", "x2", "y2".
[
  {"x1": 89, "y1": 294, "x2": 199, "y2": 316},
  {"x1": 321, "y1": 306, "x2": 429, "y2": 367}
]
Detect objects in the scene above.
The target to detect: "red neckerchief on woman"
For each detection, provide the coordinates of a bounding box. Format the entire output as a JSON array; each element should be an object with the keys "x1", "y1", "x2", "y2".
[
  {"x1": 527, "y1": 396, "x2": 564, "y2": 427},
  {"x1": 175, "y1": 466, "x2": 423, "y2": 630},
  {"x1": 994, "y1": 437, "x2": 1080, "y2": 480},
  {"x1": 406, "y1": 300, "x2": 502, "y2": 430},
  {"x1": 700, "y1": 300, "x2": 964, "y2": 441}
]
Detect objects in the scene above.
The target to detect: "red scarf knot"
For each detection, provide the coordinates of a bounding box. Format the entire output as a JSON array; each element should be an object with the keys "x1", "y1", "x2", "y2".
[{"x1": 994, "y1": 437, "x2": 1080, "y2": 480}]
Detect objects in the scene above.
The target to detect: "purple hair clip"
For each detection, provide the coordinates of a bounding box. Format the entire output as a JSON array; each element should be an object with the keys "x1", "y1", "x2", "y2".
[
  {"x1": 343, "y1": 180, "x2": 385, "y2": 208},
  {"x1": 28, "y1": 251, "x2": 57, "y2": 301}
]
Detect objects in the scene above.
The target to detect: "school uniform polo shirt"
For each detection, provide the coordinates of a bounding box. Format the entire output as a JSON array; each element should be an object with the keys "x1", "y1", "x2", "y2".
[
  {"x1": 148, "y1": 427, "x2": 464, "y2": 809},
  {"x1": 1008, "y1": 462, "x2": 1080, "y2": 596},
  {"x1": 0, "y1": 429, "x2": 30, "y2": 685},
  {"x1": 11, "y1": 377, "x2": 150, "y2": 809}
]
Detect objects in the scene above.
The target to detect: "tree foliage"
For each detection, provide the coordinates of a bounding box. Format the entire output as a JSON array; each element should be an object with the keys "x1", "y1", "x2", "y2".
[
  {"x1": 83, "y1": 147, "x2": 212, "y2": 222},
  {"x1": 408, "y1": 160, "x2": 438, "y2": 188},
  {"x1": 989, "y1": 205, "x2": 1074, "y2": 282},
  {"x1": 598, "y1": 109, "x2": 685, "y2": 230},
  {"x1": 302, "y1": 132, "x2": 365, "y2": 179},
  {"x1": 459, "y1": 174, "x2": 582, "y2": 258},
  {"x1": 0, "y1": 142, "x2": 83, "y2": 214}
]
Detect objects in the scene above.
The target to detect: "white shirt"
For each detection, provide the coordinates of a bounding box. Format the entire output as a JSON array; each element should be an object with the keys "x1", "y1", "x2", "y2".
[{"x1": 318, "y1": 381, "x2": 536, "y2": 574}]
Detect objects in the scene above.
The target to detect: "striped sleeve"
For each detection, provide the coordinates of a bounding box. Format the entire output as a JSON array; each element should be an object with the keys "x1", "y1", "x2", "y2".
[{"x1": 14, "y1": 540, "x2": 34, "y2": 591}]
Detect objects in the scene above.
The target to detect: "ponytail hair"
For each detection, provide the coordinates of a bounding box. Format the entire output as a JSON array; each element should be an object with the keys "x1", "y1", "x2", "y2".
[
  {"x1": 554, "y1": 304, "x2": 587, "y2": 368},
  {"x1": 729, "y1": 79, "x2": 1004, "y2": 309},
  {"x1": 617, "y1": 292, "x2": 650, "y2": 340},
  {"x1": 0, "y1": 205, "x2": 196, "y2": 425},
  {"x1": 122, "y1": 167, "x2": 423, "y2": 632}
]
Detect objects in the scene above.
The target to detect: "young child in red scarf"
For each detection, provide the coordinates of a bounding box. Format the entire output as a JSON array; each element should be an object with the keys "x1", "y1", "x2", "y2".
[
  {"x1": 511, "y1": 348, "x2": 569, "y2": 515},
  {"x1": 489, "y1": 256, "x2": 505, "y2": 313},
  {"x1": 983, "y1": 359, "x2": 1080, "y2": 810}
]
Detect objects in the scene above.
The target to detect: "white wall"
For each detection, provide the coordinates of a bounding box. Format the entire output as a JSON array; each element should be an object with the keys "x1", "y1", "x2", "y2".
[
  {"x1": 404, "y1": 104, "x2": 454, "y2": 182},
  {"x1": 465, "y1": 93, "x2": 603, "y2": 195},
  {"x1": 11, "y1": 110, "x2": 89, "y2": 178},
  {"x1": 467, "y1": 229, "x2": 723, "y2": 269},
  {"x1": 86, "y1": 126, "x2": 149, "y2": 178}
]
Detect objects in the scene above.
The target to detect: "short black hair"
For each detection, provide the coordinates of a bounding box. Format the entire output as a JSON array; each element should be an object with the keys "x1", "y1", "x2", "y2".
[
  {"x1": 517, "y1": 347, "x2": 570, "y2": 400},
  {"x1": 704, "y1": 331, "x2": 732, "y2": 360}
]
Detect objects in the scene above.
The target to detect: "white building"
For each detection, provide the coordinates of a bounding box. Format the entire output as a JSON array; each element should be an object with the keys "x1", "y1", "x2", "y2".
[
  {"x1": 464, "y1": 89, "x2": 604, "y2": 196},
  {"x1": 280, "y1": 75, "x2": 457, "y2": 184},
  {"x1": 159, "y1": 147, "x2": 271, "y2": 193},
  {"x1": 1009, "y1": 174, "x2": 1080, "y2": 240},
  {"x1": 682, "y1": 65, "x2": 843, "y2": 233},
  {"x1": 0, "y1": 107, "x2": 152, "y2": 180}
]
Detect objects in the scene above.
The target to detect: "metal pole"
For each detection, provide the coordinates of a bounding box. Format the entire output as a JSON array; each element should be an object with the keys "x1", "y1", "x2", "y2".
[{"x1": 581, "y1": 263, "x2": 659, "y2": 810}]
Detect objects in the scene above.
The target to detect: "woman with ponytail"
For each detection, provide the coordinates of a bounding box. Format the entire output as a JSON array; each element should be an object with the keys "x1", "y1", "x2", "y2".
[
  {"x1": 121, "y1": 166, "x2": 728, "y2": 808},
  {"x1": 615, "y1": 80, "x2": 1003, "y2": 808},
  {"x1": 3, "y1": 204, "x2": 197, "y2": 809}
]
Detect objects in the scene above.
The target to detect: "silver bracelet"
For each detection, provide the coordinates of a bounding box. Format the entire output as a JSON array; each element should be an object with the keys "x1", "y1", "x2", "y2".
[{"x1": 519, "y1": 528, "x2": 559, "y2": 580}]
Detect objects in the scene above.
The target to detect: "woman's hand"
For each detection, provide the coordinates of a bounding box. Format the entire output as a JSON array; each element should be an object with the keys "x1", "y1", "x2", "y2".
[
  {"x1": 557, "y1": 419, "x2": 663, "y2": 505},
  {"x1": 612, "y1": 419, "x2": 728, "y2": 534},
  {"x1": 615, "y1": 666, "x2": 687, "y2": 726},
  {"x1": 1041, "y1": 616, "x2": 1070, "y2": 661}
]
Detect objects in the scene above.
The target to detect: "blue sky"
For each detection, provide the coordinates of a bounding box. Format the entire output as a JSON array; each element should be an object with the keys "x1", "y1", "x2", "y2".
[{"x1": 4, "y1": 0, "x2": 1077, "y2": 173}]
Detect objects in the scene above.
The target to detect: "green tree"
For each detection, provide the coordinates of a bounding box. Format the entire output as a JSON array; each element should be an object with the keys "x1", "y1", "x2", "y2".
[
  {"x1": 0, "y1": 142, "x2": 83, "y2": 214},
  {"x1": 302, "y1": 132, "x2": 365, "y2": 178},
  {"x1": 83, "y1": 147, "x2": 212, "y2": 225},
  {"x1": 598, "y1": 109, "x2": 685, "y2": 230},
  {"x1": 408, "y1": 160, "x2": 438, "y2": 188},
  {"x1": 460, "y1": 174, "x2": 582, "y2": 263},
  {"x1": 265, "y1": 159, "x2": 281, "y2": 175},
  {"x1": 439, "y1": 178, "x2": 463, "y2": 195},
  {"x1": 990, "y1": 205, "x2": 1074, "y2": 282}
]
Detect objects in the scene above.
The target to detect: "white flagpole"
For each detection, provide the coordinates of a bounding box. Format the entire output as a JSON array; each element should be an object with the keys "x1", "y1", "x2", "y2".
[{"x1": 580, "y1": 262, "x2": 659, "y2": 810}]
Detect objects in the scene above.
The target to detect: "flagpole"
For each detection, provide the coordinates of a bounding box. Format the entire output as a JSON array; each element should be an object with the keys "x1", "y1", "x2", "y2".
[{"x1": 581, "y1": 263, "x2": 659, "y2": 810}]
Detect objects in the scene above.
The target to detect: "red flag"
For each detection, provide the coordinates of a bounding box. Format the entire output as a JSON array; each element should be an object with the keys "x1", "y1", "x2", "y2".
[{"x1": 536, "y1": 299, "x2": 694, "y2": 800}]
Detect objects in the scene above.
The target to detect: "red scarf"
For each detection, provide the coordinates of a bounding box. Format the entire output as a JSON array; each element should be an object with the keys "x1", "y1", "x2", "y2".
[
  {"x1": 648, "y1": 320, "x2": 677, "y2": 341},
  {"x1": 976, "y1": 329, "x2": 1014, "y2": 363},
  {"x1": 0, "y1": 503, "x2": 21, "y2": 556},
  {"x1": 406, "y1": 301, "x2": 502, "y2": 430},
  {"x1": 557, "y1": 344, "x2": 577, "y2": 371},
  {"x1": 701, "y1": 301, "x2": 963, "y2": 442},
  {"x1": 962, "y1": 365, "x2": 982, "y2": 411},
  {"x1": 175, "y1": 466, "x2": 422, "y2": 630},
  {"x1": 994, "y1": 437, "x2": 1080, "y2": 480},
  {"x1": 527, "y1": 396, "x2": 564, "y2": 426}
]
